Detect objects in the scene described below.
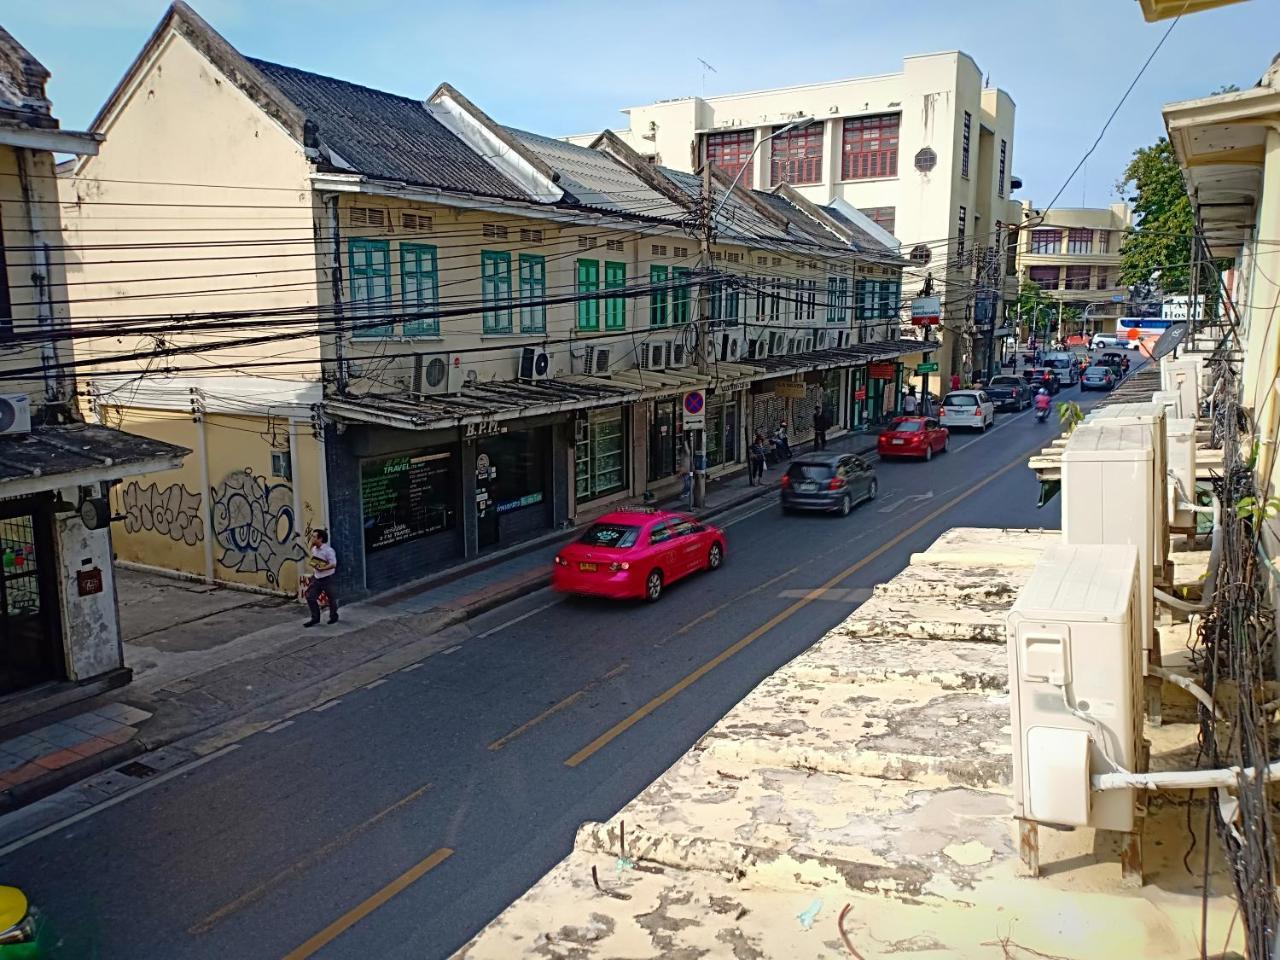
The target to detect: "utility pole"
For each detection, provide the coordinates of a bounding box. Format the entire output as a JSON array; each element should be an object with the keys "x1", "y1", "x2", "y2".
[
  {"x1": 919, "y1": 272, "x2": 934, "y2": 414},
  {"x1": 693, "y1": 161, "x2": 713, "y2": 508}
]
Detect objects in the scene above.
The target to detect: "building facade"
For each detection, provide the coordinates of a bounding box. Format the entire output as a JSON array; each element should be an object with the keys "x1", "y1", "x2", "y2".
[
  {"x1": 1017, "y1": 201, "x2": 1133, "y2": 336},
  {"x1": 62, "y1": 3, "x2": 918, "y2": 604},
  {"x1": 0, "y1": 28, "x2": 188, "y2": 716},
  {"x1": 566, "y1": 52, "x2": 1020, "y2": 378}
]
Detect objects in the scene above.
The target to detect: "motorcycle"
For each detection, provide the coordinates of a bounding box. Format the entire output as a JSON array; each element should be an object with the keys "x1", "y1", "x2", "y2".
[{"x1": 1035, "y1": 405, "x2": 1051, "y2": 424}]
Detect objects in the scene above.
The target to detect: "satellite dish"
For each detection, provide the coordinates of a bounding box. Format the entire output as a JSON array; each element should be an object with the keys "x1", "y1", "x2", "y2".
[{"x1": 1148, "y1": 322, "x2": 1188, "y2": 361}]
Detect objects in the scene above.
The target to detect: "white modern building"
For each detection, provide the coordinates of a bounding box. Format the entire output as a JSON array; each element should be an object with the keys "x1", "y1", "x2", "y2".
[{"x1": 567, "y1": 51, "x2": 1021, "y2": 377}]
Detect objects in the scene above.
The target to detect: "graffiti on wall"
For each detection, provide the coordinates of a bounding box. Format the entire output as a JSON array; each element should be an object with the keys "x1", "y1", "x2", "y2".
[
  {"x1": 121, "y1": 482, "x2": 205, "y2": 545},
  {"x1": 210, "y1": 469, "x2": 305, "y2": 585}
]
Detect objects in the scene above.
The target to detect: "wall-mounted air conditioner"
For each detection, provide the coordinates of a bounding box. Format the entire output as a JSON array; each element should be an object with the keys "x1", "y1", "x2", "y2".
[
  {"x1": 414, "y1": 354, "x2": 465, "y2": 395},
  {"x1": 668, "y1": 341, "x2": 689, "y2": 368},
  {"x1": 814, "y1": 329, "x2": 829, "y2": 350},
  {"x1": 0, "y1": 394, "x2": 32, "y2": 436},
  {"x1": 1061, "y1": 422, "x2": 1156, "y2": 662},
  {"x1": 1151, "y1": 390, "x2": 1182, "y2": 419},
  {"x1": 747, "y1": 337, "x2": 768, "y2": 360},
  {"x1": 593, "y1": 347, "x2": 612, "y2": 375},
  {"x1": 801, "y1": 335, "x2": 814, "y2": 353},
  {"x1": 519, "y1": 346, "x2": 552, "y2": 381},
  {"x1": 1007, "y1": 542, "x2": 1143, "y2": 832}
]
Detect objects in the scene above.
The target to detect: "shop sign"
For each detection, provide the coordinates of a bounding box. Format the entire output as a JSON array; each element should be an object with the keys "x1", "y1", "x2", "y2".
[
  {"x1": 361, "y1": 451, "x2": 455, "y2": 551},
  {"x1": 774, "y1": 381, "x2": 807, "y2": 399},
  {"x1": 911, "y1": 296, "x2": 941, "y2": 326},
  {"x1": 915, "y1": 362, "x2": 939, "y2": 374},
  {"x1": 868, "y1": 362, "x2": 897, "y2": 380},
  {"x1": 854, "y1": 386, "x2": 867, "y2": 401},
  {"x1": 463, "y1": 420, "x2": 507, "y2": 439},
  {"x1": 497, "y1": 491, "x2": 544, "y2": 514},
  {"x1": 682, "y1": 390, "x2": 706, "y2": 430}
]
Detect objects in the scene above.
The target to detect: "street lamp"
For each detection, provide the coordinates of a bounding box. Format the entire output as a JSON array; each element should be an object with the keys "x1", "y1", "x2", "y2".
[{"x1": 710, "y1": 116, "x2": 816, "y2": 225}]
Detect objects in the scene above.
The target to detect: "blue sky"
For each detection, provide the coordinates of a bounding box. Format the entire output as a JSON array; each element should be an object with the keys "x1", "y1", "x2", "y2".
[{"x1": 7, "y1": 0, "x2": 1275, "y2": 208}]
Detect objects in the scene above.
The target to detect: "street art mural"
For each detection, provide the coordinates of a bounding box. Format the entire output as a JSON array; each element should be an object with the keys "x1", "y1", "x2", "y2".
[
  {"x1": 121, "y1": 481, "x2": 205, "y2": 545},
  {"x1": 210, "y1": 469, "x2": 305, "y2": 586}
]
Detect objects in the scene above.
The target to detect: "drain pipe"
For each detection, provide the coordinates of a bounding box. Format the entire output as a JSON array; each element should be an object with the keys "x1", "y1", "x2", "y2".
[
  {"x1": 1148, "y1": 664, "x2": 1223, "y2": 719},
  {"x1": 1094, "y1": 759, "x2": 1280, "y2": 792}
]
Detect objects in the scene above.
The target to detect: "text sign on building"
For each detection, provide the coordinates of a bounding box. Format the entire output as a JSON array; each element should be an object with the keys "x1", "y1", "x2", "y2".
[
  {"x1": 774, "y1": 381, "x2": 807, "y2": 399},
  {"x1": 911, "y1": 296, "x2": 942, "y2": 327},
  {"x1": 682, "y1": 390, "x2": 706, "y2": 430},
  {"x1": 869, "y1": 362, "x2": 898, "y2": 380},
  {"x1": 916, "y1": 362, "x2": 939, "y2": 374}
]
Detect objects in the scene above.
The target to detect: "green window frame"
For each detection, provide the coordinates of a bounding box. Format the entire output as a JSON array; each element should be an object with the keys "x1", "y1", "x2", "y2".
[
  {"x1": 519, "y1": 254, "x2": 546, "y2": 333},
  {"x1": 649, "y1": 265, "x2": 669, "y2": 328},
  {"x1": 826, "y1": 276, "x2": 840, "y2": 323},
  {"x1": 839, "y1": 277, "x2": 852, "y2": 324},
  {"x1": 481, "y1": 250, "x2": 513, "y2": 334},
  {"x1": 400, "y1": 243, "x2": 439, "y2": 336},
  {"x1": 575, "y1": 409, "x2": 627, "y2": 502},
  {"x1": 349, "y1": 238, "x2": 393, "y2": 338},
  {"x1": 672, "y1": 267, "x2": 692, "y2": 325},
  {"x1": 577, "y1": 259, "x2": 600, "y2": 331},
  {"x1": 723, "y1": 282, "x2": 740, "y2": 327},
  {"x1": 604, "y1": 261, "x2": 626, "y2": 330}
]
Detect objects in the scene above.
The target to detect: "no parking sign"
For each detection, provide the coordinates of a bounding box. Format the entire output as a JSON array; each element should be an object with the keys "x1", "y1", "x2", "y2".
[{"x1": 682, "y1": 390, "x2": 706, "y2": 430}]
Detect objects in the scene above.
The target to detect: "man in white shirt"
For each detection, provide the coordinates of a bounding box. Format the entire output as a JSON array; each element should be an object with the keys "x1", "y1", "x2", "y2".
[
  {"x1": 304, "y1": 528, "x2": 339, "y2": 627},
  {"x1": 902, "y1": 388, "x2": 918, "y2": 415}
]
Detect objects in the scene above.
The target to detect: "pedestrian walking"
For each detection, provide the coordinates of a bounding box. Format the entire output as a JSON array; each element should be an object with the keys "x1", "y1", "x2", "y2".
[
  {"x1": 949, "y1": 372, "x2": 961, "y2": 394},
  {"x1": 902, "y1": 388, "x2": 918, "y2": 415},
  {"x1": 748, "y1": 432, "x2": 766, "y2": 485},
  {"x1": 812, "y1": 406, "x2": 828, "y2": 450},
  {"x1": 303, "y1": 529, "x2": 338, "y2": 627}
]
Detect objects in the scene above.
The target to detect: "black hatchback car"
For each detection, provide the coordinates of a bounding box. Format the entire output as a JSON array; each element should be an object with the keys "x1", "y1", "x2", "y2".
[{"x1": 780, "y1": 453, "x2": 878, "y2": 517}]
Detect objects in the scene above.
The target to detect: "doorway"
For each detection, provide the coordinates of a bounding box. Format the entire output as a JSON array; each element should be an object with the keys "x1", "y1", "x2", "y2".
[{"x1": 0, "y1": 497, "x2": 63, "y2": 696}]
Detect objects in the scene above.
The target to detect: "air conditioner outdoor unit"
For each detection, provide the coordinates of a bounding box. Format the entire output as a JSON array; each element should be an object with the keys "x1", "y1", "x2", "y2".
[
  {"x1": 576, "y1": 344, "x2": 596, "y2": 376},
  {"x1": 1161, "y1": 356, "x2": 1202, "y2": 420},
  {"x1": 1151, "y1": 390, "x2": 1182, "y2": 419},
  {"x1": 1061, "y1": 422, "x2": 1156, "y2": 663},
  {"x1": 786, "y1": 336, "x2": 797, "y2": 354},
  {"x1": 1007, "y1": 542, "x2": 1143, "y2": 832},
  {"x1": 1084, "y1": 402, "x2": 1170, "y2": 580},
  {"x1": 747, "y1": 337, "x2": 767, "y2": 360},
  {"x1": 814, "y1": 329, "x2": 829, "y2": 350},
  {"x1": 718, "y1": 332, "x2": 743, "y2": 362},
  {"x1": 0, "y1": 394, "x2": 32, "y2": 436},
  {"x1": 1166, "y1": 418, "x2": 1198, "y2": 531},
  {"x1": 519, "y1": 345, "x2": 551, "y2": 381},
  {"x1": 593, "y1": 347, "x2": 611, "y2": 375},
  {"x1": 639, "y1": 342, "x2": 667, "y2": 371},
  {"x1": 668, "y1": 341, "x2": 688, "y2": 368},
  {"x1": 414, "y1": 354, "x2": 464, "y2": 395},
  {"x1": 802, "y1": 336, "x2": 814, "y2": 353}
]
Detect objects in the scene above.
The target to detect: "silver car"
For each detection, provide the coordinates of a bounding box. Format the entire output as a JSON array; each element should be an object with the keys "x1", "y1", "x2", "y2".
[{"x1": 780, "y1": 453, "x2": 878, "y2": 516}]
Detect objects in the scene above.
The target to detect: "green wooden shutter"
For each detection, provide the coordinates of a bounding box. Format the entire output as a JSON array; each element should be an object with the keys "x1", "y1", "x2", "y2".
[
  {"x1": 350, "y1": 238, "x2": 393, "y2": 337},
  {"x1": 649, "y1": 265, "x2": 669, "y2": 328},
  {"x1": 519, "y1": 254, "x2": 546, "y2": 333},
  {"x1": 482, "y1": 251, "x2": 512, "y2": 334},
  {"x1": 401, "y1": 244, "x2": 439, "y2": 336},
  {"x1": 577, "y1": 259, "x2": 599, "y2": 331},
  {"x1": 604, "y1": 261, "x2": 626, "y2": 330}
]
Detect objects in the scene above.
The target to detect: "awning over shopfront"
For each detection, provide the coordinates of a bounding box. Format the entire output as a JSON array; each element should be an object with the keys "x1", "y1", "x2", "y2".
[
  {"x1": 0, "y1": 423, "x2": 190, "y2": 498},
  {"x1": 325, "y1": 377, "x2": 636, "y2": 431}
]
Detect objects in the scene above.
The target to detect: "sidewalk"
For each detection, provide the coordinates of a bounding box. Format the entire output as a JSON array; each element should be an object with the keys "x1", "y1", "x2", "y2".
[{"x1": 0, "y1": 430, "x2": 876, "y2": 817}]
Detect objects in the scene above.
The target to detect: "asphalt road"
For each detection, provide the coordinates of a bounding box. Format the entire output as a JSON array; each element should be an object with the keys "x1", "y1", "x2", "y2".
[{"x1": 3, "y1": 377, "x2": 1118, "y2": 959}]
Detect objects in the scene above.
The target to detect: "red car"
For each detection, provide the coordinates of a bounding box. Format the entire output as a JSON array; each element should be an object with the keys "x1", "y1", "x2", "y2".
[
  {"x1": 877, "y1": 416, "x2": 950, "y2": 461},
  {"x1": 552, "y1": 509, "x2": 725, "y2": 602}
]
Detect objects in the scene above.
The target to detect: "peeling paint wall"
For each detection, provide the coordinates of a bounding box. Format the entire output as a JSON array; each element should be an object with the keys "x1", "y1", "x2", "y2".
[{"x1": 53, "y1": 487, "x2": 123, "y2": 680}]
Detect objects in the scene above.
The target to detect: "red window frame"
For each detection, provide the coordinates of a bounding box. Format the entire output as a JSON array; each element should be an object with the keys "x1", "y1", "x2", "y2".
[
  {"x1": 1029, "y1": 229, "x2": 1061, "y2": 255},
  {"x1": 770, "y1": 123, "x2": 824, "y2": 186},
  {"x1": 1028, "y1": 266, "x2": 1060, "y2": 290},
  {"x1": 1067, "y1": 229, "x2": 1093, "y2": 254},
  {"x1": 858, "y1": 206, "x2": 896, "y2": 234},
  {"x1": 841, "y1": 114, "x2": 899, "y2": 180},
  {"x1": 1065, "y1": 266, "x2": 1091, "y2": 290},
  {"x1": 705, "y1": 129, "x2": 756, "y2": 185}
]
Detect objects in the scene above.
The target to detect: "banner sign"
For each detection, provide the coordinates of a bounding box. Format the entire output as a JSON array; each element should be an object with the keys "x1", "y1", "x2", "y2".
[{"x1": 911, "y1": 296, "x2": 941, "y2": 327}]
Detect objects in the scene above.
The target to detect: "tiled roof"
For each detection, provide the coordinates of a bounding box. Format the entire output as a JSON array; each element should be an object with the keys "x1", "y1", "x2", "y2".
[{"x1": 248, "y1": 58, "x2": 529, "y2": 202}]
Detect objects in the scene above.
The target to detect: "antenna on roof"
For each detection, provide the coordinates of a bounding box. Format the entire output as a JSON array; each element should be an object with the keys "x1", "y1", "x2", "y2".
[{"x1": 698, "y1": 58, "x2": 717, "y2": 95}]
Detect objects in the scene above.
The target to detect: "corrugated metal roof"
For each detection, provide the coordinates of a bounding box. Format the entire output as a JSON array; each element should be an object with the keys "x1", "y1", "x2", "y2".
[
  {"x1": 249, "y1": 58, "x2": 529, "y2": 202},
  {"x1": 506, "y1": 128, "x2": 690, "y2": 221},
  {"x1": 0, "y1": 423, "x2": 189, "y2": 487}
]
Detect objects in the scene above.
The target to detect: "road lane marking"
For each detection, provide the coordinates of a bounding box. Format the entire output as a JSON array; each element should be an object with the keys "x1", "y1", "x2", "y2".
[
  {"x1": 488, "y1": 662, "x2": 630, "y2": 752},
  {"x1": 0, "y1": 745, "x2": 241, "y2": 858},
  {"x1": 313, "y1": 699, "x2": 342, "y2": 713},
  {"x1": 365, "y1": 678, "x2": 388, "y2": 690},
  {"x1": 190, "y1": 782, "x2": 434, "y2": 935},
  {"x1": 475, "y1": 596, "x2": 561, "y2": 640},
  {"x1": 266, "y1": 721, "x2": 295, "y2": 733},
  {"x1": 563, "y1": 451, "x2": 1029, "y2": 768},
  {"x1": 281, "y1": 847, "x2": 454, "y2": 960}
]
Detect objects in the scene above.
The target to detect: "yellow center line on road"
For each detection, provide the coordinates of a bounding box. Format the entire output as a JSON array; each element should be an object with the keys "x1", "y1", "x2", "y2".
[
  {"x1": 563, "y1": 451, "x2": 1029, "y2": 769},
  {"x1": 281, "y1": 847, "x2": 454, "y2": 960},
  {"x1": 488, "y1": 662, "x2": 630, "y2": 752},
  {"x1": 191, "y1": 782, "x2": 435, "y2": 936}
]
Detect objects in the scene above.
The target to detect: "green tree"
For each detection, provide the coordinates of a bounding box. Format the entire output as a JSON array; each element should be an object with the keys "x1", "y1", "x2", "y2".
[{"x1": 1115, "y1": 137, "x2": 1194, "y2": 294}]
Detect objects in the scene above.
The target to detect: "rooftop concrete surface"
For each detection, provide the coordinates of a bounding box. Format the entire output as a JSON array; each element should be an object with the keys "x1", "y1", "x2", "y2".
[{"x1": 456, "y1": 527, "x2": 1240, "y2": 959}]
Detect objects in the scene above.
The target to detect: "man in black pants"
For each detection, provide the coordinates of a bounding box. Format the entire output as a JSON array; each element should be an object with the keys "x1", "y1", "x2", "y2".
[
  {"x1": 813, "y1": 407, "x2": 828, "y2": 450},
  {"x1": 304, "y1": 529, "x2": 339, "y2": 627}
]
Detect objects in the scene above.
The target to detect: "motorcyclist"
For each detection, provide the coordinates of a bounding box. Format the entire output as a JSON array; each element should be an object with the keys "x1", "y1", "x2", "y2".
[{"x1": 1034, "y1": 388, "x2": 1051, "y2": 420}]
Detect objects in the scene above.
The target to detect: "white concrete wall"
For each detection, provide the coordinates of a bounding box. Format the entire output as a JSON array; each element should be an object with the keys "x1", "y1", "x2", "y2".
[{"x1": 54, "y1": 491, "x2": 123, "y2": 680}]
